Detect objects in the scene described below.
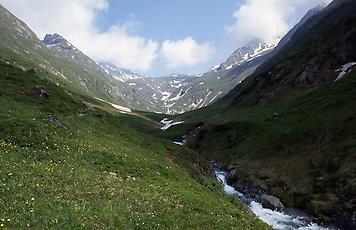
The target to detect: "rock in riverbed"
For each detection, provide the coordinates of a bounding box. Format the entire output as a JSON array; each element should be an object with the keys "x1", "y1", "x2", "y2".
[{"x1": 261, "y1": 193, "x2": 284, "y2": 210}]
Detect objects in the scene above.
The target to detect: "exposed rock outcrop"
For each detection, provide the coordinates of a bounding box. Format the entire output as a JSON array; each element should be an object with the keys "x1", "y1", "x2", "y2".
[{"x1": 26, "y1": 86, "x2": 50, "y2": 99}]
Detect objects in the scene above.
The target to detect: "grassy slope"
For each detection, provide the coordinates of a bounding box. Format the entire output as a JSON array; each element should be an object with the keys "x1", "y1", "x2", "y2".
[
  {"x1": 189, "y1": 71, "x2": 356, "y2": 168},
  {"x1": 0, "y1": 62, "x2": 269, "y2": 229}
]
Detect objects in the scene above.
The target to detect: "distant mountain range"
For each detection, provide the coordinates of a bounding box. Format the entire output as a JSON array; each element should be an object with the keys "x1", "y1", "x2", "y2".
[
  {"x1": 41, "y1": 29, "x2": 278, "y2": 114},
  {"x1": 0, "y1": 1, "x2": 324, "y2": 115},
  {"x1": 40, "y1": 31, "x2": 274, "y2": 114}
]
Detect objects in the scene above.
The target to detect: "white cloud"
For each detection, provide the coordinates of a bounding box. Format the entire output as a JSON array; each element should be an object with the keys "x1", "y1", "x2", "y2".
[
  {"x1": 0, "y1": 0, "x2": 158, "y2": 70},
  {"x1": 83, "y1": 26, "x2": 159, "y2": 71},
  {"x1": 226, "y1": 0, "x2": 332, "y2": 47},
  {"x1": 161, "y1": 37, "x2": 215, "y2": 68}
]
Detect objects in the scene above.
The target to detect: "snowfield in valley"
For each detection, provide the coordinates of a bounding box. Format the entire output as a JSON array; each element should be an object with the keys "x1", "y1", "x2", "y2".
[{"x1": 160, "y1": 118, "x2": 185, "y2": 130}]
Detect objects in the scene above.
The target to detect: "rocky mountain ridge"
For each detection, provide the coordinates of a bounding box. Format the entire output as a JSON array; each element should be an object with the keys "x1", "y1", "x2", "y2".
[
  {"x1": 98, "y1": 40, "x2": 275, "y2": 114},
  {"x1": 212, "y1": 39, "x2": 276, "y2": 72},
  {"x1": 41, "y1": 32, "x2": 271, "y2": 114}
]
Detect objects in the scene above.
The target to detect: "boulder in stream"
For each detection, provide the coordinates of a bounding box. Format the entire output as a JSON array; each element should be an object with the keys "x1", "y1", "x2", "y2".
[{"x1": 261, "y1": 193, "x2": 285, "y2": 210}]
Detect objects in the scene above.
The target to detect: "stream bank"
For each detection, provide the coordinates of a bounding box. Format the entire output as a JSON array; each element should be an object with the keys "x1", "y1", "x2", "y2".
[{"x1": 215, "y1": 170, "x2": 335, "y2": 230}]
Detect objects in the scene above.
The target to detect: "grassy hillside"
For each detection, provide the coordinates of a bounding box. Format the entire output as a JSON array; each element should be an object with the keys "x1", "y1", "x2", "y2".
[{"x1": 0, "y1": 61, "x2": 269, "y2": 229}]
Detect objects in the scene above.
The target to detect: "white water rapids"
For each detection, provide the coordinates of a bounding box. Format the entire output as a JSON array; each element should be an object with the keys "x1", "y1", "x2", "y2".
[{"x1": 215, "y1": 171, "x2": 336, "y2": 230}]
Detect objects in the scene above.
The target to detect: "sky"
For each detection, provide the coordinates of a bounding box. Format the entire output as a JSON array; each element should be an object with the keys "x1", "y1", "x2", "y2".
[{"x1": 0, "y1": 0, "x2": 332, "y2": 76}]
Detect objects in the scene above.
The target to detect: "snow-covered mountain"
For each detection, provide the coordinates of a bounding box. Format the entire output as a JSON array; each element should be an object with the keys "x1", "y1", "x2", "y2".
[
  {"x1": 211, "y1": 39, "x2": 276, "y2": 72},
  {"x1": 96, "y1": 38, "x2": 276, "y2": 114},
  {"x1": 129, "y1": 74, "x2": 198, "y2": 114},
  {"x1": 100, "y1": 66, "x2": 198, "y2": 114},
  {"x1": 42, "y1": 33, "x2": 274, "y2": 114}
]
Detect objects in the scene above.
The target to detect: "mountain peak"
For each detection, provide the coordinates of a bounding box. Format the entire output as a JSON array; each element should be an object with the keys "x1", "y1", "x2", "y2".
[
  {"x1": 225, "y1": 39, "x2": 276, "y2": 66},
  {"x1": 43, "y1": 33, "x2": 65, "y2": 44},
  {"x1": 211, "y1": 39, "x2": 276, "y2": 73},
  {"x1": 43, "y1": 33, "x2": 76, "y2": 51}
]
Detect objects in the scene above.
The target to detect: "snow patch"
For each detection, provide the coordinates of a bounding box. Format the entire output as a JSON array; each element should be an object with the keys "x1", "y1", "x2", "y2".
[
  {"x1": 161, "y1": 91, "x2": 173, "y2": 101},
  {"x1": 173, "y1": 141, "x2": 185, "y2": 146},
  {"x1": 226, "y1": 65, "x2": 233, "y2": 70},
  {"x1": 168, "y1": 88, "x2": 189, "y2": 102},
  {"x1": 94, "y1": 97, "x2": 132, "y2": 113},
  {"x1": 335, "y1": 62, "x2": 356, "y2": 81},
  {"x1": 211, "y1": 64, "x2": 222, "y2": 72},
  {"x1": 109, "y1": 103, "x2": 132, "y2": 113},
  {"x1": 171, "y1": 83, "x2": 183, "y2": 88},
  {"x1": 160, "y1": 118, "x2": 185, "y2": 130},
  {"x1": 209, "y1": 92, "x2": 223, "y2": 103}
]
